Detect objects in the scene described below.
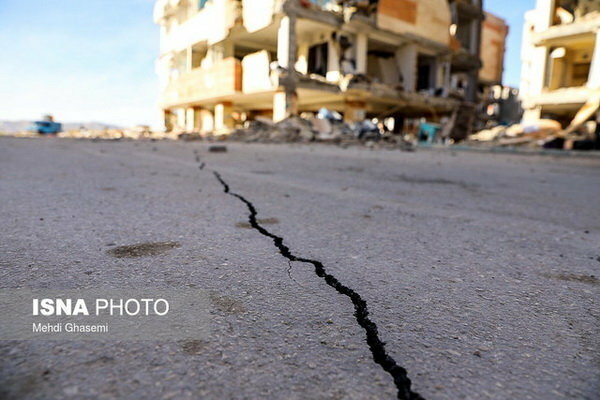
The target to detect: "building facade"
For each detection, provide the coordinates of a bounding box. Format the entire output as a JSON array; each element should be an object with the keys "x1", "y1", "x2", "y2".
[
  {"x1": 520, "y1": 0, "x2": 600, "y2": 123},
  {"x1": 154, "y1": 0, "x2": 502, "y2": 134}
]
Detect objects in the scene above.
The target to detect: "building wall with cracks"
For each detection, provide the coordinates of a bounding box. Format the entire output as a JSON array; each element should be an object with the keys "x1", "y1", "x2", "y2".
[
  {"x1": 154, "y1": 0, "x2": 505, "y2": 134},
  {"x1": 520, "y1": 0, "x2": 600, "y2": 122}
]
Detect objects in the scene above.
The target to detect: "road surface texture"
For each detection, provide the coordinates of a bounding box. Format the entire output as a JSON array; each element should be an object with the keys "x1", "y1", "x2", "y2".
[{"x1": 1, "y1": 136, "x2": 598, "y2": 400}]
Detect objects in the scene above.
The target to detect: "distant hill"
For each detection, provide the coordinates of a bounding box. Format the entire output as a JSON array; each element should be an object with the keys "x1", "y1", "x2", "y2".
[{"x1": 0, "y1": 120, "x2": 122, "y2": 133}]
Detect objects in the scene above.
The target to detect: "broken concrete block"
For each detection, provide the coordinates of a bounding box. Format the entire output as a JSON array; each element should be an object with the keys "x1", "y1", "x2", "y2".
[{"x1": 312, "y1": 118, "x2": 333, "y2": 135}]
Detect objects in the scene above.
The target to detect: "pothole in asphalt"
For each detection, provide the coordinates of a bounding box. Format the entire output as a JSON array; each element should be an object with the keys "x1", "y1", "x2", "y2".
[
  {"x1": 235, "y1": 218, "x2": 279, "y2": 229},
  {"x1": 107, "y1": 242, "x2": 180, "y2": 258}
]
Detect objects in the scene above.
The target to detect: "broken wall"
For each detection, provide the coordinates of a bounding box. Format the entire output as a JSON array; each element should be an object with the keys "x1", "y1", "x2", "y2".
[
  {"x1": 376, "y1": 0, "x2": 451, "y2": 46},
  {"x1": 242, "y1": 0, "x2": 278, "y2": 33},
  {"x1": 242, "y1": 50, "x2": 274, "y2": 92}
]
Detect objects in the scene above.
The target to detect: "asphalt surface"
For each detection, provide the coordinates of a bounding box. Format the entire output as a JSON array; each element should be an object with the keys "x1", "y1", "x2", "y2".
[{"x1": 0, "y1": 136, "x2": 599, "y2": 400}]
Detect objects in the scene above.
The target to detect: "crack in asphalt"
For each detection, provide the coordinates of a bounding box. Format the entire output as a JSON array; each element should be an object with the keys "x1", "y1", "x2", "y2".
[
  {"x1": 194, "y1": 150, "x2": 206, "y2": 170},
  {"x1": 286, "y1": 259, "x2": 305, "y2": 288},
  {"x1": 210, "y1": 168, "x2": 424, "y2": 400}
]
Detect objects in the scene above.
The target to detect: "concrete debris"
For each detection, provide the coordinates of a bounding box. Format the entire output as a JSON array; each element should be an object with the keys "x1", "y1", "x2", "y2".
[
  {"x1": 562, "y1": 94, "x2": 600, "y2": 136},
  {"x1": 225, "y1": 114, "x2": 414, "y2": 151},
  {"x1": 448, "y1": 103, "x2": 476, "y2": 142},
  {"x1": 228, "y1": 117, "x2": 313, "y2": 143},
  {"x1": 468, "y1": 118, "x2": 600, "y2": 150},
  {"x1": 470, "y1": 120, "x2": 562, "y2": 142}
]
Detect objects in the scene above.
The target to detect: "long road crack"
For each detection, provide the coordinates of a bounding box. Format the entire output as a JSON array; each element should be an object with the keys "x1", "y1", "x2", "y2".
[{"x1": 210, "y1": 169, "x2": 424, "y2": 400}]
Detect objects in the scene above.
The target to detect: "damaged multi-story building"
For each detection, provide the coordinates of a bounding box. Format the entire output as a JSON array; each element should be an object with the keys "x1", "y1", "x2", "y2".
[
  {"x1": 153, "y1": 0, "x2": 507, "y2": 137},
  {"x1": 520, "y1": 0, "x2": 600, "y2": 124}
]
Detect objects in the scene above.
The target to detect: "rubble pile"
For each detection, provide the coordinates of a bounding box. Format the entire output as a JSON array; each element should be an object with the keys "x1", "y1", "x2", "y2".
[
  {"x1": 468, "y1": 95, "x2": 600, "y2": 150},
  {"x1": 225, "y1": 113, "x2": 414, "y2": 150},
  {"x1": 467, "y1": 119, "x2": 598, "y2": 150},
  {"x1": 227, "y1": 117, "x2": 314, "y2": 143}
]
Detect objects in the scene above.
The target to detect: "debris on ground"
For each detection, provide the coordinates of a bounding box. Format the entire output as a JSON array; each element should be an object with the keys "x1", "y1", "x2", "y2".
[
  {"x1": 4, "y1": 105, "x2": 596, "y2": 153},
  {"x1": 467, "y1": 116, "x2": 599, "y2": 151},
  {"x1": 447, "y1": 103, "x2": 476, "y2": 142},
  {"x1": 224, "y1": 112, "x2": 415, "y2": 151}
]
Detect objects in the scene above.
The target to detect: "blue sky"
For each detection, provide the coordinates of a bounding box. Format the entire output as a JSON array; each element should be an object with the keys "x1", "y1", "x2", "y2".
[
  {"x1": 0, "y1": 0, "x2": 160, "y2": 127},
  {"x1": 0, "y1": 0, "x2": 534, "y2": 127},
  {"x1": 485, "y1": 0, "x2": 536, "y2": 88}
]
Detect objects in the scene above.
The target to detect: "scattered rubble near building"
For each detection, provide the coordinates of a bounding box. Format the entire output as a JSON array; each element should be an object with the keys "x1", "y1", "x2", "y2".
[
  {"x1": 520, "y1": 0, "x2": 600, "y2": 125},
  {"x1": 153, "y1": 0, "x2": 507, "y2": 143},
  {"x1": 467, "y1": 0, "x2": 600, "y2": 150}
]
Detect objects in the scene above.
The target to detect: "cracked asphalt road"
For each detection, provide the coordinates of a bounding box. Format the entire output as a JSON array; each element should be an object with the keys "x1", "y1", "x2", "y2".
[{"x1": 1, "y1": 137, "x2": 599, "y2": 400}]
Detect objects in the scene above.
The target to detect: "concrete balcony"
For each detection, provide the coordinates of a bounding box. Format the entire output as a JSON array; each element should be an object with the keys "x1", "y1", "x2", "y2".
[
  {"x1": 533, "y1": 16, "x2": 600, "y2": 46},
  {"x1": 161, "y1": 58, "x2": 242, "y2": 107},
  {"x1": 523, "y1": 86, "x2": 594, "y2": 112}
]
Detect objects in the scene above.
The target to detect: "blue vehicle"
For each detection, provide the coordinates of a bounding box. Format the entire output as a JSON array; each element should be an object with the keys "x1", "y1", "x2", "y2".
[{"x1": 30, "y1": 119, "x2": 62, "y2": 134}]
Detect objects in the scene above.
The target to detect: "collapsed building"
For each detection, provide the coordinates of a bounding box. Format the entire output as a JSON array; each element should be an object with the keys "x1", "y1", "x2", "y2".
[
  {"x1": 520, "y1": 0, "x2": 600, "y2": 124},
  {"x1": 153, "y1": 0, "x2": 507, "y2": 140}
]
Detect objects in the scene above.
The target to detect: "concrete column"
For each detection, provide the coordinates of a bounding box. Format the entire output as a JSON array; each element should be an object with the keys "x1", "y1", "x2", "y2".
[
  {"x1": 199, "y1": 109, "x2": 214, "y2": 134},
  {"x1": 344, "y1": 100, "x2": 367, "y2": 123},
  {"x1": 588, "y1": 30, "x2": 600, "y2": 89},
  {"x1": 326, "y1": 38, "x2": 341, "y2": 82},
  {"x1": 531, "y1": 46, "x2": 550, "y2": 94},
  {"x1": 296, "y1": 43, "x2": 309, "y2": 74},
  {"x1": 176, "y1": 108, "x2": 186, "y2": 131},
  {"x1": 442, "y1": 60, "x2": 451, "y2": 96},
  {"x1": 395, "y1": 44, "x2": 417, "y2": 92},
  {"x1": 163, "y1": 109, "x2": 174, "y2": 132},
  {"x1": 466, "y1": 71, "x2": 479, "y2": 103},
  {"x1": 535, "y1": 0, "x2": 556, "y2": 32},
  {"x1": 214, "y1": 102, "x2": 234, "y2": 133},
  {"x1": 436, "y1": 59, "x2": 448, "y2": 91},
  {"x1": 275, "y1": 15, "x2": 298, "y2": 121},
  {"x1": 466, "y1": 15, "x2": 483, "y2": 103},
  {"x1": 185, "y1": 107, "x2": 197, "y2": 132},
  {"x1": 277, "y1": 16, "x2": 297, "y2": 69},
  {"x1": 355, "y1": 33, "x2": 368, "y2": 74},
  {"x1": 273, "y1": 90, "x2": 298, "y2": 122},
  {"x1": 469, "y1": 19, "x2": 480, "y2": 56}
]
